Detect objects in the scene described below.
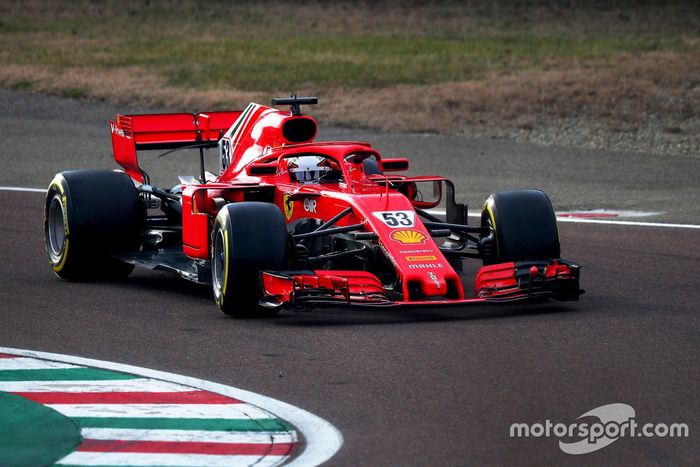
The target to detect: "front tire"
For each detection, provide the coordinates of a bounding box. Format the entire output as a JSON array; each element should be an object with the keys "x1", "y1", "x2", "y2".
[
  {"x1": 212, "y1": 202, "x2": 290, "y2": 317},
  {"x1": 44, "y1": 170, "x2": 144, "y2": 280},
  {"x1": 480, "y1": 189, "x2": 560, "y2": 265}
]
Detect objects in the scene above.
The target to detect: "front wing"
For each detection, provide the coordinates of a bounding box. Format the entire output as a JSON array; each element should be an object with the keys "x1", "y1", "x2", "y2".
[{"x1": 259, "y1": 260, "x2": 582, "y2": 309}]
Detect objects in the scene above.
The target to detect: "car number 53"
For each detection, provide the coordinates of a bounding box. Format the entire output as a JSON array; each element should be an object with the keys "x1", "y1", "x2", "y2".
[{"x1": 373, "y1": 210, "x2": 416, "y2": 228}]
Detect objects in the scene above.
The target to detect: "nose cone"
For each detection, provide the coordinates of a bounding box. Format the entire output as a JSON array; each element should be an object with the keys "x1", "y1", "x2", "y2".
[{"x1": 352, "y1": 192, "x2": 464, "y2": 300}]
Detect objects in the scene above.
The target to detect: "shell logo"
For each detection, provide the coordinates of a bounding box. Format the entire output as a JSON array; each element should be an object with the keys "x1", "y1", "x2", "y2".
[{"x1": 390, "y1": 229, "x2": 427, "y2": 245}]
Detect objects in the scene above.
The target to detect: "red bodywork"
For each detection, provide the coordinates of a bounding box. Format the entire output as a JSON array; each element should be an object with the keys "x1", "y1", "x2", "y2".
[{"x1": 110, "y1": 102, "x2": 580, "y2": 308}]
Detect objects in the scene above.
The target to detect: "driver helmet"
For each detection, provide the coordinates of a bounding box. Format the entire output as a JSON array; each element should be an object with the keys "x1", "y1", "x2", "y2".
[{"x1": 288, "y1": 155, "x2": 332, "y2": 183}]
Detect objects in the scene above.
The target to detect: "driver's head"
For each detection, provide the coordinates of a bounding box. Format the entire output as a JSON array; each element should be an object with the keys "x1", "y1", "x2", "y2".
[{"x1": 288, "y1": 155, "x2": 332, "y2": 183}]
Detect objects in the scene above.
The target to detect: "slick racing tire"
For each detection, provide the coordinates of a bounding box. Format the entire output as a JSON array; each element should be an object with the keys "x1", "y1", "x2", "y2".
[
  {"x1": 45, "y1": 170, "x2": 144, "y2": 280},
  {"x1": 212, "y1": 202, "x2": 290, "y2": 318},
  {"x1": 480, "y1": 189, "x2": 560, "y2": 265}
]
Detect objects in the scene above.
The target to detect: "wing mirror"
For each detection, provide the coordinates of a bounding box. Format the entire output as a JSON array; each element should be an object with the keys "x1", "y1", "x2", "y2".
[
  {"x1": 407, "y1": 180, "x2": 443, "y2": 209},
  {"x1": 381, "y1": 158, "x2": 409, "y2": 172},
  {"x1": 247, "y1": 163, "x2": 277, "y2": 176}
]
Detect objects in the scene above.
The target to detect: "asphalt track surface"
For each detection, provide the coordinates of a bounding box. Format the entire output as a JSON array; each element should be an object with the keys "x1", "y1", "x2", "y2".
[{"x1": 1, "y1": 90, "x2": 699, "y2": 465}]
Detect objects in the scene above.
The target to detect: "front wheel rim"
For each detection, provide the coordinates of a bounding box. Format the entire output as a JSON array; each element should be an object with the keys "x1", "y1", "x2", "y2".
[
  {"x1": 47, "y1": 194, "x2": 66, "y2": 260},
  {"x1": 212, "y1": 229, "x2": 226, "y2": 296}
]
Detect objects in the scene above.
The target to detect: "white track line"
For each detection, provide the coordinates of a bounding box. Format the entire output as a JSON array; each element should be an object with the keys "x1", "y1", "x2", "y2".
[
  {"x1": 3, "y1": 185, "x2": 698, "y2": 229},
  {"x1": 80, "y1": 428, "x2": 294, "y2": 444},
  {"x1": 48, "y1": 403, "x2": 275, "y2": 420},
  {"x1": 426, "y1": 209, "x2": 700, "y2": 230},
  {"x1": 0, "y1": 347, "x2": 343, "y2": 467},
  {"x1": 0, "y1": 357, "x2": 79, "y2": 370},
  {"x1": 0, "y1": 378, "x2": 195, "y2": 392},
  {"x1": 0, "y1": 186, "x2": 46, "y2": 193},
  {"x1": 553, "y1": 217, "x2": 700, "y2": 229}
]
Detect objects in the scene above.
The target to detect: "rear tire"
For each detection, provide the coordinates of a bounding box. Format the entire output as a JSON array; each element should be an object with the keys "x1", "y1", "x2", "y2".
[
  {"x1": 480, "y1": 189, "x2": 560, "y2": 265},
  {"x1": 212, "y1": 202, "x2": 290, "y2": 317},
  {"x1": 44, "y1": 170, "x2": 144, "y2": 280}
]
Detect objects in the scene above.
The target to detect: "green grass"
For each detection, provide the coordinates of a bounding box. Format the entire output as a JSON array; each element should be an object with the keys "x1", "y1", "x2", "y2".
[
  {"x1": 0, "y1": 31, "x2": 689, "y2": 92},
  {"x1": 9, "y1": 80, "x2": 32, "y2": 90},
  {"x1": 61, "y1": 86, "x2": 87, "y2": 98},
  {"x1": 0, "y1": 0, "x2": 697, "y2": 93}
]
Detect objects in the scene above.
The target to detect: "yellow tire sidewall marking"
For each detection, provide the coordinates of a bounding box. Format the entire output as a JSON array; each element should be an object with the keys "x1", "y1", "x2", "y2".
[
  {"x1": 48, "y1": 177, "x2": 70, "y2": 272},
  {"x1": 222, "y1": 227, "x2": 230, "y2": 299},
  {"x1": 214, "y1": 210, "x2": 231, "y2": 308},
  {"x1": 483, "y1": 197, "x2": 499, "y2": 259}
]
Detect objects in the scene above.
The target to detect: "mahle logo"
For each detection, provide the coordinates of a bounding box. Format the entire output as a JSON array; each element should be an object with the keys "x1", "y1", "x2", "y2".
[{"x1": 510, "y1": 403, "x2": 689, "y2": 455}]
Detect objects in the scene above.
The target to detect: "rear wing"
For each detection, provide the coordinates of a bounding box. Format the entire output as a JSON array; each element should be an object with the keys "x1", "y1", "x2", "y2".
[{"x1": 110, "y1": 111, "x2": 242, "y2": 183}]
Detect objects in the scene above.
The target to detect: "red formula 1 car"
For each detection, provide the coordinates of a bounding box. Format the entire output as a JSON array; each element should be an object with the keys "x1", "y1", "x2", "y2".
[{"x1": 44, "y1": 96, "x2": 581, "y2": 316}]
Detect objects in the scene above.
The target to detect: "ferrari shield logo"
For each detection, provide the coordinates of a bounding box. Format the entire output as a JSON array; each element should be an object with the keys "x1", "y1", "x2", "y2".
[
  {"x1": 428, "y1": 272, "x2": 441, "y2": 289},
  {"x1": 283, "y1": 193, "x2": 294, "y2": 220}
]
